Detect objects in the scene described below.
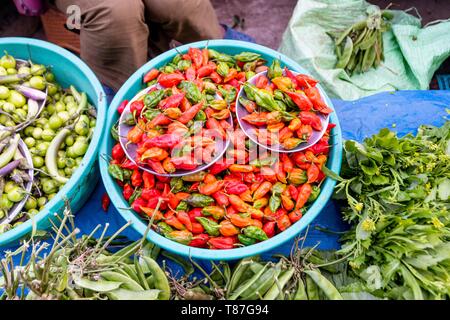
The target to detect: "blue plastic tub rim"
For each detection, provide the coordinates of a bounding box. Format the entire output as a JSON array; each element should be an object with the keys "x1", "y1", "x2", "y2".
[
  {"x1": 0, "y1": 37, "x2": 107, "y2": 246},
  {"x1": 100, "y1": 39, "x2": 343, "y2": 261}
]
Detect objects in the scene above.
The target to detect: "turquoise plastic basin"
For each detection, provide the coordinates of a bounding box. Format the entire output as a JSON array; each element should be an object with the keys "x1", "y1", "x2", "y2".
[
  {"x1": 100, "y1": 40, "x2": 342, "y2": 260},
  {"x1": 0, "y1": 37, "x2": 106, "y2": 246}
]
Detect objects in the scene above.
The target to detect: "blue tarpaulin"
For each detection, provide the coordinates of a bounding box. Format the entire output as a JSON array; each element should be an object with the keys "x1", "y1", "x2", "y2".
[{"x1": 2, "y1": 90, "x2": 450, "y2": 274}]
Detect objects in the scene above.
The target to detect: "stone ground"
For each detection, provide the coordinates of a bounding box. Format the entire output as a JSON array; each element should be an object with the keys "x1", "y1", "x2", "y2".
[{"x1": 1, "y1": 0, "x2": 449, "y2": 74}]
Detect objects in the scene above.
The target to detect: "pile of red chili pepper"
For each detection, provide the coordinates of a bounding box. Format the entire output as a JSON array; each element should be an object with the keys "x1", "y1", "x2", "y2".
[
  {"x1": 239, "y1": 60, "x2": 333, "y2": 150},
  {"x1": 109, "y1": 47, "x2": 335, "y2": 249}
]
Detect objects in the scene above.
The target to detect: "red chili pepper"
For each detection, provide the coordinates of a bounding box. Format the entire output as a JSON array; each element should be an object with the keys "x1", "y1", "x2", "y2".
[
  {"x1": 147, "y1": 114, "x2": 172, "y2": 129},
  {"x1": 158, "y1": 72, "x2": 185, "y2": 87},
  {"x1": 191, "y1": 222, "x2": 205, "y2": 234},
  {"x1": 288, "y1": 185, "x2": 299, "y2": 201},
  {"x1": 188, "y1": 47, "x2": 203, "y2": 69},
  {"x1": 300, "y1": 111, "x2": 322, "y2": 131},
  {"x1": 288, "y1": 209, "x2": 303, "y2": 223},
  {"x1": 131, "y1": 169, "x2": 143, "y2": 187},
  {"x1": 171, "y1": 156, "x2": 198, "y2": 170},
  {"x1": 274, "y1": 161, "x2": 287, "y2": 184},
  {"x1": 284, "y1": 67, "x2": 299, "y2": 89},
  {"x1": 112, "y1": 143, "x2": 125, "y2": 161},
  {"x1": 141, "y1": 188, "x2": 161, "y2": 201},
  {"x1": 143, "y1": 68, "x2": 159, "y2": 83},
  {"x1": 188, "y1": 208, "x2": 203, "y2": 222},
  {"x1": 206, "y1": 117, "x2": 227, "y2": 140},
  {"x1": 132, "y1": 198, "x2": 147, "y2": 214},
  {"x1": 262, "y1": 221, "x2": 276, "y2": 238},
  {"x1": 309, "y1": 140, "x2": 330, "y2": 155},
  {"x1": 146, "y1": 159, "x2": 166, "y2": 174},
  {"x1": 189, "y1": 233, "x2": 209, "y2": 248},
  {"x1": 197, "y1": 64, "x2": 216, "y2": 78},
  {"x1": 198, "y1": 180, "x2": 225, "y2": 196},
  {"x1": 101, "y1": 193, "x2": 110, "y2": 212},
  {"x1": 286, "y1": 91, "x2": 313, "y2": 111},
  {"x1": 184, "y1": 66, "x2": 196, "y2": 81},
  {"x1": 277, "y1": 214, "x2": 291, "y2": 231},
  {"x1": 281, "y1": 154, "x2": 294, "y2": 173},
  {"x1": 177, "y1": 102, "x2": 204, "y2": 124},
  {"x1": 208, "y1": 236, "x2": 237, "y2": 249},
  {"x1": 143, "y1": 134, "x2": 182, "y2": 149},
  {"x1": 142, "y1": 171, "x2": 155, "y2": 189},
  {"x1": 224, "y1": 181, "x2": 249, "y2": 195},
  {"x1": 122, "y1": 183, "x2": 133, "y2": 201},
  {"x1": 117, "y1": 100, "x2": 128, "y2": 114},
  {"x1": 255, "y1": 75, "x2": 269, "y2": 89},
  {"x1": 209, "y1": 71, "x2": 222, "y2": 84},
  {"x1": 209, "y1": 159, "x2": 231, "y2": 175},
  {"x1": 295, "y1": 74, "x2": 319, "y2": 88},
  {"x1": 304, "y1": 87, "x2": 333, "y2": 114},
  {"x1": 159, "y1": 93, "x2": 185, "y2": 110},
  {"x1": 130, "y1": 100, "x2": 145, "y2": 117},
  {"x1": 212, "y1": 191, "x2": 229, "y2": 207}
]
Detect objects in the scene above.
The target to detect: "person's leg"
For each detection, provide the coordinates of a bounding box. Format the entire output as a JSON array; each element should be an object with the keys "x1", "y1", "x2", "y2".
[
  {"x1": 143, "y1": 0, "x2": 224, "y2": 53},
  {"x1": 54, "y1": 0, "x2": 148, "y2": 91}
]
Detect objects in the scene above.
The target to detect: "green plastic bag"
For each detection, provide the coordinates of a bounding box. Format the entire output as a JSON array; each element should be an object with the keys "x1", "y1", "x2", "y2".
[{"x1": 278, "y1": 0, "x2": 450, "y2": 100}]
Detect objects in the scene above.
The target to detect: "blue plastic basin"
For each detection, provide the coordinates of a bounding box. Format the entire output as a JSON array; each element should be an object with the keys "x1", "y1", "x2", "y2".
[
  {"x1": 100, "y1": 40, "x2": 342, "y2": 260},
  {"x1": 0, "y1": 37, "x2": 106, "y2": 246}
]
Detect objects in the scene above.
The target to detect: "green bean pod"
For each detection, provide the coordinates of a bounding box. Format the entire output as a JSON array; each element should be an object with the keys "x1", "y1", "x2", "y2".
[
  {"x1": 228, "y1": 263, "x2": 269, "y2": 300},
  {"x1": 45, "y1": 128, "x2": 70, "y2": 184},
  {"x1": 293, "y1": 278, "x2": 308, "y2": 300},
  {"x1": 304, "y1": 270, "x2": 343, "y2": 300},
  {"x1": 226, "y1": 258, "x2": 254, "y2": 296},
  {"x1": 262, "y1": 268, "x2": 295, "y2": 300},
  {"x1": 305, "y1": 274, "x2": 319, "y2": 300},
  {"x1": 141, "y1": 256, "x2": 171, "y2": 300},
  {"x1": 100, "y1": 271, "x2": 144, "y2": 291}
]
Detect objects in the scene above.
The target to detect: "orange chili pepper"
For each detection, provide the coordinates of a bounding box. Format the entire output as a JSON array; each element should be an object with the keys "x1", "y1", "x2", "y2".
[
  {"x1": 282, "y1": 138, "x2": 303, "y2": 150},
  {"x1": 141, "y1": 147, "x2": 169, "y2": 162},
  {"x1": 229, "y1": 164, "x2": 254, "y2": 173},
  {"x1": 253, "y1": 181, "x2": 272, "y2": 200},
  {"x1": 260, "y1": 167, "x2": 277, "y2": 183},
  {"x1": 274, "y1": 161, "x2": 287, "y2": 184},
  {"x1": 127, "y1": 124, "x2": 144, "y2": 144},
  {"x1": 177, "y1": 102, "x2": 204, "y2": 124},
  {"x1": 198, "y1": 180, "x2": 225, "y2": 196},
  {"x1": 191, "y1": 222, "x2": 205, "y2": 234},
  {"x1": 162, "y1": 157, "x2": 176, "y2": 173},
  {"x1": 175, "y1": 192, "x2": 190, "y2": 201},
  {"x1": 250, "y1": 181, "x2": 262, "y2": 193},
  {"x1": 223, "y1": 68, "x2": 238, "y2": 83},
  {"x1": 267, "y1": 122, "x2": 285, "y2": 132},
  {"x1": 255, "y1": 75, "x2": 269, "y2": 89},
  {"x1": 140, "y1": 207, "x2": 163, "y2": 221},
  {"x1": 176, "y1": 211, "x2": 193, "y2": 231},
  {"x1": 278, "y1": 127, "x2": 294, "y2": 143},
  {"x1": 228, "y1": 213, "x2": 253, "y2": 228},
  {"x1": 206, "y1": 117, "x2": 227, "y2": 140},
  {"x1": 219, "y1": 220, "x2": 239, "y2": 236},
  {"x1": 202, "y1": 206, "x2": 226, "y2": 220},
  {"x1": 143, "y1": 68, "x2": 159, "y2": 83},
  {"x1": 271, "y1": 76, "x2": 294, "y2": 92},
  {"x1": 288, "y1": 118, "x2": 302, "y2": 131},
  {"x1": 228, "y1": 195, "x2": 250, "y2": 212},
  {"x1": 203, "y1": 173, "x2": 217, "y2": 184},
  {"x1": 307, "y1": 163, "x2": 320, "y2": 183},
  {"x1": 240, "y1": 189, "x2": 253, "y2": 202},
  {"x1": 165, "y1": 212, "x2": 185, "y2": 230},
  {"x1": 295, "y1": 183, "x2": 312, "y2": 210},
  {"x1": 281, "y1": 194, "x2": 295, "y2": 211},
  {"x1": 249, "y1": 219, "x2": 263, "y2": 229},
  {"x1": 247, "y1": 207, "x2": 264, "y2": 220}
]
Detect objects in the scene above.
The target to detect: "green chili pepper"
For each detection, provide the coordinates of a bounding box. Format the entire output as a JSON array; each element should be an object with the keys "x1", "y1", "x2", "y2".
[
  {"x1": 308, "y1": 186, "x2": 321, "y2": 202},
  {"x1": 170, "y1": 177, "x2": 185, "y2": 193},
  {"x1": 142, "y1": 109, "x2": 161, "y2": 121},
  {"x1": 144, "y1": 90, "x2": 165, "y2": 108},
  {"x1": 250, "y1": 156, "x2": 277, "y2": 168},
  {"x1": 156, "y1": 222, "x2": 173, "y2": 236},
  {"x1": 147, "y1": 79, "x2": 157, "y2": 87},
  {"x1": 177, "y1": 59, "x2": 191, "y2": 71},
  {"x1": 275, "y1": 100, "x2": 287, "y2": 112},
  {"x1": 267, "y1": 59, "x2": 283, "y2": 79},
  {"x1": 186, "y1": 193, "x2": 214, "y2": 207},
  {"x1": 111, "y1": 121, "x2": 119, "y2": 141},
  {"x1": 218, "y1": 86, "x2": 237, "y2": 105},
  {"x1": 282, "y1": 92, "x2": 297, "y2": 109},
  {"x1": 123, "y1": 112, "x2": 136, "y2": 125},
  {"x1": 245, "y1": 71, "x2": 256, "y2": 80},
  {"x1": 216, "y1": 62, "x2": 229, "y2": 77},
  {"x1": 172, "y1": 54, "x2": 182, "y2": 65},
  {"x1": 272, "y1": 182, "x2": 286, "y2": 195},
  {"x1": 208, "y1": 49, "x2": 235, "y2": 63},
  {"x1": 234, "y1": 52, "x2": 261, "y2": 62},
  {"x1": 175, "y1": 201, "x2": 188, "y2": 212},
  {"x1": 238, "y1": 234, "x2": 256, "y2": 246},
  {"x1": 181, "y1": 81, "x2": 202, "y2": 103},
  {"x1": 108, "y1": 164, "x2": 124, "y2": 181},
  {"x1": 128, "y1": 188, "x2": 142, "y2": 204},
  {"x1": 194, "y1": 110, "x2": 207, "y2": 121},
  {"x1": 123, "y1": 169, "x2": 132, "y2": 181},
  {"x1": 195, "y1": 217, "x2": 220, "y2": 236},
  {"x1": 243, "y1": 226, "x2": 268, "y2": 241},
  {"x1": 269, "y1": 194, "x2": 281, "y2": 213},
  {"x1": 244, "y1": 83, "x2": 279, "y2": 112}
]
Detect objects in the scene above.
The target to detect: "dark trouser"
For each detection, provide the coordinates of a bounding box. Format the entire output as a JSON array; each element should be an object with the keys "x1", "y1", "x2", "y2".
[{"x1": 55, "y1": 0, "x2": 223, "y2": 91}]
